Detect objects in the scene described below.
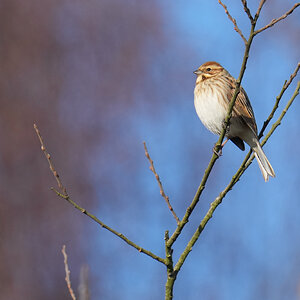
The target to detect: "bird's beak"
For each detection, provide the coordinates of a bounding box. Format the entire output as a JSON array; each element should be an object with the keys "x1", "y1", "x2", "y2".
[{"x1": 193, "y1": 69, "x2": 202, "y2": 75}]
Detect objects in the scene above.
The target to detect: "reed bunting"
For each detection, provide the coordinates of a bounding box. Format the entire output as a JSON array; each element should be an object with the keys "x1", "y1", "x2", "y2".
[{"x1": 193, "y1": 61, "x2": 275, "y2": 181}]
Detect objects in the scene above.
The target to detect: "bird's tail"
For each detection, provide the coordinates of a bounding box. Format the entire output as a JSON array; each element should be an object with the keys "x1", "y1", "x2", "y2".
[{"x1": 252, "y1": 141, "x2": 275, "y2": 182}]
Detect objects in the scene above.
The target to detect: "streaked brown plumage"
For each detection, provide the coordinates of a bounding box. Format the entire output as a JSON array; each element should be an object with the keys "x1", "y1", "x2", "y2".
[{"x1": 194, "y1": 61, "x2": 275, "y2": 181}]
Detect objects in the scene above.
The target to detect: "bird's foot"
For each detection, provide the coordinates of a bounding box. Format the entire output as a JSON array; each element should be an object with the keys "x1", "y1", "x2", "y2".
[
  {"x1": 213, "y1": 144, "x2": 223, "y2": 157},
  {"x1": 213, "y1": 138, "x2": 229, "y2": 157}
]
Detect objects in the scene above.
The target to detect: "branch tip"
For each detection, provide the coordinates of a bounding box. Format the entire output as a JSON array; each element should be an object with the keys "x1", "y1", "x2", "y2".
[
  {"x1": 241, "y1": 0, "x2": 253, "y2": 22},
  {"x1": 218, "y1": 0, "x2": 247, "y2": 44},
  {"x1": 143, "y1": 141, "x2": 180, "y2": 224}
]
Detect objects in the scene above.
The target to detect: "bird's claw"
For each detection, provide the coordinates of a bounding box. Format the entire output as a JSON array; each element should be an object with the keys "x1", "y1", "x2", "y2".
[{"x1": 213, "y1": 144, "x2": 223, "y2": 157}]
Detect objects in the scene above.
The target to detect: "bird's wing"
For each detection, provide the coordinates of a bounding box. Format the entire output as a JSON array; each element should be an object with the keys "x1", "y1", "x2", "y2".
[{"x1": 227, "y1": 78, "x2": 258, "y2": 134}]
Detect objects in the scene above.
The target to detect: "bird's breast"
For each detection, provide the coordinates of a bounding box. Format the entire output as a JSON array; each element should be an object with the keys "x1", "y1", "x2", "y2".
[{"x1": 194, "y1": 83, "x2": 228, "y2": 135}]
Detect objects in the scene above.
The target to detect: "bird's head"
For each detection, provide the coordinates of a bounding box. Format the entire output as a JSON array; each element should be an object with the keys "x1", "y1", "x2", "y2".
[{"x1": 193, "y1": 61, "x2": 224, "y2": 81}]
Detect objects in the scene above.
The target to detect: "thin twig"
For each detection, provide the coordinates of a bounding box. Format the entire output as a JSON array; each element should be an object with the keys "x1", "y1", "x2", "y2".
[
  {"x1": 285, "y1": 63, "x2": 300, "y2": 89},
  {"x1": 241, "y1": 0, "x2": 253, "y2": 22},
  {"x1": 143, "y1": 142, "x2": 180, "y2": 224},
  {"x1": 259, "y1": 62, "x2": 300, "y2": 138},
  {"x1": 218, "y1": 0, "x2": 247, "y2": 44},
  {"x1": 34, "y1": 124, "x2": 166, "y2": 265},
  {"x1": 51, "y1": 188, "x2": 165, "y2": 264},
  {"x1": 262, "y1": 81, "x2": 300, "y2": 146},
  {"x1": 255, "y1": 0, "x2": 267, "y2": 21},
  {"x1": 174, "y1": 80, "x2": 300, "y2": 275},
  {"x1": 34, "y1": 124, "x2": 67, "y2": 196},
  {"x1": 254, "y1": 3, "x2": 300, "y2": 35},
  {"x1": 62, "y1": 245, "x2": 77, "y2": 300}
]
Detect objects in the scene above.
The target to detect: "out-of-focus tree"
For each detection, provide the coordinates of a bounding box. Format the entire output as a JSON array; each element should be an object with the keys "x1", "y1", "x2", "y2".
[{"x1": 0, "y1": 1, "x2": 163, "y2": 299}]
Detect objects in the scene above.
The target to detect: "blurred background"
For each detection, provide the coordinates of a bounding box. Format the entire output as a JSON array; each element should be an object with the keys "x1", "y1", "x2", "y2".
[{"x1": 0, "y1": 0, "x2": 299, "y2": 299}]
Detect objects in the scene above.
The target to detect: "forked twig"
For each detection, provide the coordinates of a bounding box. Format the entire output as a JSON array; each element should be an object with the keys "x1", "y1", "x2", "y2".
[
  {"x1": 254, "y1": 3, "x2": 300, "y2": 35},
  {"x1": 34, "y1": 124, "x2": 166, "y2": 265},
  {"x1": 62, "y1": 245, "x2": 77, "y2": 300},
  {"x1": 218, "y1": 0, "x2": 247, "y2": 44},
  {"x1": 143, "y1": 142, "x2": 180, "y2": 224}
]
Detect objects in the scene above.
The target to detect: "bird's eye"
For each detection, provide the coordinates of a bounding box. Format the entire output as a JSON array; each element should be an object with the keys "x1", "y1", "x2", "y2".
[{"x1": 206, "y1": 68, "x2": 211, "y2": 72}]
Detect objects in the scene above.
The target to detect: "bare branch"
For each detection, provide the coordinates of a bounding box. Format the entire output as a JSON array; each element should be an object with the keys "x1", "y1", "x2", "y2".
[
  {"x1": 62, "y1": 245, "x2": 77, "y2": 300},
  {"x1": 143, "y1": 142, "x2": 180, "y2": 224},
  {"x1": 218, "y1": 0, "x2": 247, "y2": 44},
  {"x1": 34, "y1": 124, "x2": 166, "y2": 265},
  {"x1": 255, "y1": 3, "x2": 300, "y2": 35},
  {"x1": 241, "y1": 0, "x2": 253, "y2": 22}
]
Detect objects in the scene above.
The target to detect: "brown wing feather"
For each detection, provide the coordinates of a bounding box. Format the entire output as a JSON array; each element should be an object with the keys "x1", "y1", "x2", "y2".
[{"x1": 226, "y1": 77, "x2": 257, "y2": 134}]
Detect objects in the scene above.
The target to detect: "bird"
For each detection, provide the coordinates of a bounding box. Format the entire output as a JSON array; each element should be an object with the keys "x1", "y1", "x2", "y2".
[{"x1": 193, "y1": 61, "x2": 275, "y2": 181}]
